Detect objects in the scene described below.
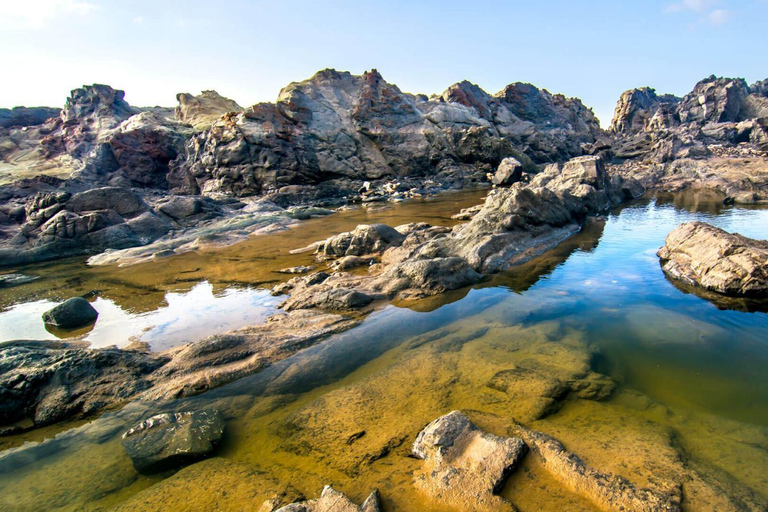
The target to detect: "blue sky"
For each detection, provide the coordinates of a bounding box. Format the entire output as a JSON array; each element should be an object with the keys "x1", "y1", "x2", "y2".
[{"x1": 0, "y1": 0, "x2": 766, "y2": 127}]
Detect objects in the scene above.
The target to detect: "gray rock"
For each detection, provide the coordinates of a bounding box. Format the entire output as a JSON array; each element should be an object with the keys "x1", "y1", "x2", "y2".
[
  {"x1": 273, "y1": 486, "x2": 381, "y2": 512},
  {"x1": 658, "y1": 222, "x2": 768, "y2": 297},
  {"x1": 412, "y1": 411, "x2": 527, "y2": 511},
  {"x1": 121, "y1": 409, "x2": 225, "y2": 473},
  {"x1": 42, "y1": 297, "x2": 98, "y2": 329},
  {"x1": 0, "y1": 106, "x2": 60, "y2": 129},
  {"x1": 316, "y1": 223, "x2": 406, "y2": 259},
  {"x1": 65, "y1": 187, "x2": 146, "y2": 217},
  {"x1": 492, "y1": 157, "x2": 523, "y2": 186},
  {"x1": 158, "y1": 196, "x2": 202, "y2": 220}
]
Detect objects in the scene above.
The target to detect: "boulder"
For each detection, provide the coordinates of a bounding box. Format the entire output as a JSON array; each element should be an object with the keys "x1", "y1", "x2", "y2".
[
  {"x1": 65, "y1": 187, "x2": 146, "y2": 217},
  {"x1": 42, "y1": 297, "x2": 98, "y2": 329},
  {"x1": 316, "y1": 224, "x2": 406, "y2": 259},
  {"x1": 378, "y1": 257, "x2": 483, "y2": 294},
  {"x1": 658, "y1": 222, "x2": 768, "y2": 296},
  {"x1": 273, "y1": 486, "x2": 381, "y2": 512},
  {"x1": 121, "y1": 409, "x2": 225, "y2": 473},
  {"x1": 492, "y1": 157, "x2": 523, "y2": 186},
  {"x1": 158, "y1": 196, "x2": 202, "y2": 220},
  {"x1": 412, "y1": 411, "x2": 527, "y2": 511}
]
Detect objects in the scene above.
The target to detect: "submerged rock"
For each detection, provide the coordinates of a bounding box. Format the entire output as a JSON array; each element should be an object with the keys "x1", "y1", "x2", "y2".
[
  {"x1": 658, "y1": 222, "x2": 768, "y2": 296},
  {"x1": 42, "y1": 297, "x2": 98, "y2": 329},
  {"x1": 121, "y1": 409, "x2": 225, "y2": 473},
  {"x1": 0, "y1": 273, "x2": 39, "y2": 288},
  {"x1": 273, "y1": 486, "x2": 381, "y2": 512},
  {"x1": 412, "y1": 411, "x2": 527, "y2": 511},
  {"x1": 511, "y1": 424, "x2": 682, "y2": 512}
]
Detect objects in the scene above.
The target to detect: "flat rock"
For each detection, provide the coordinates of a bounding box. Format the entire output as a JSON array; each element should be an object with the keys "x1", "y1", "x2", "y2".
[
  {"x1": 273, "y1": 486, "x2": 381, "y2": 512},
  {"x1": 0, "y1": 273, "x2": 39, "y2": 288},
  {"x1": 121, "y1": 409, "x2": 225, "y2": 473},
  {"x1": 657, "y1": 221, "x2": 768, "y2": 296},
  {"x1": 42, "y1": 297, "x2": 98, "y2": 329},
  {"x1": 412, "y1": 411, "x2": 527, "y2": 511}
]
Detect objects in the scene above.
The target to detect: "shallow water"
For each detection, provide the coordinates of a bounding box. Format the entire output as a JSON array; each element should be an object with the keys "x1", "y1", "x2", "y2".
[
  {"x1": 1, "y1": 190, "x2": 768, "y2": 511},
  {"x1": 0, "y1": 189, "x2": 488, "y2": 350}
]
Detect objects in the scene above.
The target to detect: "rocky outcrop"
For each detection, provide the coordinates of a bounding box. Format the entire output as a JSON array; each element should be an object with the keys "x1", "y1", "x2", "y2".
[
  {"x1": 273, "y1": 486, "x2": 381, "y2": 512},
  {"x1": 0, "y1": 340, "x2": 168, "y2": 430},
  {"x1": 42, "y1": 297, "x2": 98, "y2": 329},
  {"x1": 169, "y1": 69, "x2": 602, "y2": 197},
  {"x1": 175, "y1": 90, "x2": 243, "y2": 132},
  {"x1": 412, "y1": 411, "x2": 527, "y2": 511},
  {"x1": 121, "y1": 409, "x2": 225, "y2": 473},
  {"x1": 658, "y1": 222, "x2": 768, "y2": 297},
  {"x1": 492, "y1": 156, "x2": 523, "y2": 186},
  {"x1": 0, "y1": 186, "x2": 173, "y2": 265},
  {"x1": 610, "y1": 75, "x2": 768, "y2": 165},
  {"x1": 0, "y1": 107, "x2": 60, "y2": 129}
]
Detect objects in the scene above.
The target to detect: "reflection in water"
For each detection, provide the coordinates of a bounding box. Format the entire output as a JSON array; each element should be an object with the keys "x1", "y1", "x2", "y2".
[{"x1": 1, "y1": 191, "x2": 768, "y2": 511}]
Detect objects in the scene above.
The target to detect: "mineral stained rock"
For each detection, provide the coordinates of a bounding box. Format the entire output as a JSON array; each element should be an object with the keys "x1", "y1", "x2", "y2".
[
  {"x1": 658, "y1": 221, "x2": 768, "y2": 296},
  {"x1": 121, "y1": 409, "x2": 225, "y2": 473}
]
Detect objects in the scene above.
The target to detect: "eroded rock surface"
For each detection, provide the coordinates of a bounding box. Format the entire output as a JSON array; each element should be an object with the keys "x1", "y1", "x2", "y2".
[
  {"x1": 658, "y1": 221, "x2": 768, "y2": 296},
  {"x1": 412, "y1": 411, "x2": 527, "y2": 511},
  {"x1": 121, "y1": 409, "x2": 225, "y2": 473},
  {"x1": 175, "y1": 90, "x2": 243, "y2": 131}
]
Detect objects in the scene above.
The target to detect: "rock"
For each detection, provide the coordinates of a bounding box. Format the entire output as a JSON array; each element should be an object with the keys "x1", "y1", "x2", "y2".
[
  {"x1": 0, "y1": 273, "x2": 39, "y2": 288},
  {"x1": 42, "y1": 297, "x2": 98, "y2": 329},
  {"x1": 677, "y1": 76, "x2": 749, "y2": 125},
  {"x1": 65, "y1": 186, "x2": 146, "y2": 217},
  {"x1": 175, "y1": 90, "x2": 243, "y2": 131},
  {"x1": 316, "y1": 223, "x2": 406, "y2": 260},
  {"x1": 492, "y1": 157, "x2": 523, "y2": 186},
  {"x1": 273, "y1": 486, "x2": 381, "y2": 512},
  {"x1": 121, "y1": 409, "x2": 225, "y2": 473},
  {"x1": 0, "y1": 340, "x2": 168, "y2": 427},
  {"x1": 158, "y1": 196, "x2": 202, "y2": 220},
  {"x1": 657, "y1": 221, "x2": 768, "y2": 296},
  {"x1": 0, "y1": 106, "x2": 60, "y2": 129},
  {"x1": 610, "y1": 87, "x2": 681, "y2": 135},
  {"x1": 378, "y1": 256, "x2": 483, "y2": 295},
  {"x1": 412, "y1": 411, "x2": 527, "y2": 511},
  {"x1": 511, "y1": 424, "x2": 682, "y2": 512}
]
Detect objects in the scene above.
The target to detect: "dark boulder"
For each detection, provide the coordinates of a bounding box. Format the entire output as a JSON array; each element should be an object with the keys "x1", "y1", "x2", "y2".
[{"x1": 42, "y1": 297, "x2": 98, "y2": 329}]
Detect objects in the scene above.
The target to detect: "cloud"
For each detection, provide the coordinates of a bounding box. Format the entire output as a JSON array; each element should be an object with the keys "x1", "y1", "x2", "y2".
[
  {"x1": 707, "y1": 9, "x2": 731, "y2": 25},
  {"x1": 664, "y1": 0, "x2": 715, "y2": 13},
  {"x1": 134, "y1": 16, "x2": 144, "y2": 24},
  {"x1": 0, "y1": 0, "x2": 99, "y2": 30}
]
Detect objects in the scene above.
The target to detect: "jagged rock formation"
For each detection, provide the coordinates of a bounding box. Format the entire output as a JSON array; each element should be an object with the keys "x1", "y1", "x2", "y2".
[
  {"x1": 610, "y1": 75, "x2": 768, "y2": 162},
  {"x1": 168, "y1": 69, "x2": 602, "y2": 197},
  {"x1": 175, "y1": 90, "x2": 243, "y2": 132},
  {"x1": 658, "y1": 222, "x2": 768, "y2": 297}
]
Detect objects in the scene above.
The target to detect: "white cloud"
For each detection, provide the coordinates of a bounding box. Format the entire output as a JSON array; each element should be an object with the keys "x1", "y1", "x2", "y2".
[
  {"x1": 664, "y1": 0, "x2": 716, "y2": 13},
  {"x1": 0, "y1": 0, "x2": 99, "y2": 30},
  {"x1": 707, "y1": 9, "x2": 731, "y2": 25},
  {"x1": 134, "y1": 16, "x2": 144, "y2": 24}
]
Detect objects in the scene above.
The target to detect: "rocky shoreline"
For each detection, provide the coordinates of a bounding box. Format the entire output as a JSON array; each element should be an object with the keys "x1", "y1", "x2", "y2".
[{"x1": 1, "y1": 69, "x2": 768, "y2": 510}]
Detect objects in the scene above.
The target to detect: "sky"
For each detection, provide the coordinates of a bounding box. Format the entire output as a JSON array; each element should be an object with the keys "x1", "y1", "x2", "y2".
[{"x1": 0, "y1": 0, "x2": 766, "y2": 128}]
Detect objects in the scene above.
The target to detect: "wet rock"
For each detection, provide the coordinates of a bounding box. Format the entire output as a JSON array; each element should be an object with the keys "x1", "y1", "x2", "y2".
[
  {"x1": 144, "y1": 310, "x2": 358, "y2": 400},
  {"x1": 412, "y1": 411, "x2": 527, "y2": 511},
  {"x1": 378, "y1": 256, "x2": 483, "y2": 295},
  {"x1": 273, "y1": 486, "x2": 381, "y2": 512},
  {"x1": 42, "y1": 297, "x2": 98, "y2": 329},
  {"x1": 0, "y1": 340, "x2": 168, "y2": 428},
  {"x1": 121, "y1": 409, "x2": 225, "y2": 473},
  {"x1": 492, "y1": 157, "x2": 523, "y2": 186},
  {"x1": 0, "y1": 273, "x2": 39, "y2": 288},
  {"x1": 658, "y1": 222, "x2": 768, "y2": 296},
  {"x1": 511, "y1": 424, "x2": 682, "y2": 512}
]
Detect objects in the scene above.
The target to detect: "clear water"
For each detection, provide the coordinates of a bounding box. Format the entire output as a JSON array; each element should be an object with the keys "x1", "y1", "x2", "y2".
[{"x1": 1, "y1": 190, "x2": 767, "y2": 511}]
